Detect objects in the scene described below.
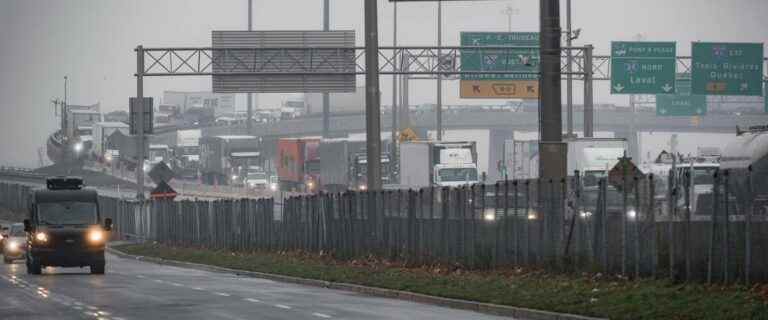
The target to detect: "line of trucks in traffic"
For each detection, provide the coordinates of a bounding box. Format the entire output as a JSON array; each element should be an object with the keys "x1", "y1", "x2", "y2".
[{"x1": 87, "y1": 118, "x2": 768, "y2": 220}]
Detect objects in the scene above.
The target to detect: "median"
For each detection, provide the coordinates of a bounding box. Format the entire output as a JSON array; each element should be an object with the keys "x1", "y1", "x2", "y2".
[{"x1": 113, "y1": 242, "x2": 768, "y2": 320}]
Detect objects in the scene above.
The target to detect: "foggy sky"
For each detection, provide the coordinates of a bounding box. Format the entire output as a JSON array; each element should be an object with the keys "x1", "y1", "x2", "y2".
[{"x1": 1, "y1": 0, "x2": 766, "y2": 166}]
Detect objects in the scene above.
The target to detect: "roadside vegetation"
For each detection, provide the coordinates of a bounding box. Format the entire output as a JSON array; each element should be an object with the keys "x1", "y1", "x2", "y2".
[{"x1": 116, "y1": 243, "x2": 768, "y2": 320}]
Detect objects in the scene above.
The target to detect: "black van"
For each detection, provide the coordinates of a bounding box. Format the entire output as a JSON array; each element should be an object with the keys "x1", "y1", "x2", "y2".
[{"x1": 24, "y1": 177, "x2": 112, "y2": 275}]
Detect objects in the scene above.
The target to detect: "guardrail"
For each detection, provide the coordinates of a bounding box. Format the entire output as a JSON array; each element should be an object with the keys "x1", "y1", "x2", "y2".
[
  {"x1": 1, "y1": 168, "x2": 767, "y2": 284},
  {"x1": 0, "y1": 166, "x2": 45, "y2": 180}
]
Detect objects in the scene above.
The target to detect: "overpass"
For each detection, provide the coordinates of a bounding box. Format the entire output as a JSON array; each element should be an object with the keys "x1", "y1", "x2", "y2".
[{"x1": 153, "y1": 110, "x2": 768, "y2": 143}]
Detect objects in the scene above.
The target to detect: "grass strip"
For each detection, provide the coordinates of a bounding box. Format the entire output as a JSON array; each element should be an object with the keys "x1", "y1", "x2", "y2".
[{"x1": 115, "y1": 243, "x2": 768, "y2": 320}]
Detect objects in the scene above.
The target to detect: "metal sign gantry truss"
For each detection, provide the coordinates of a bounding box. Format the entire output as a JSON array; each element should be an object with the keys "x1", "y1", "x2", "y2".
[
  {"x1": 137, "y1": 46, "x2": 768, "y2": 81},
  {"x1": 138, "y1": 46, "x2": 590, "y2": 77}
]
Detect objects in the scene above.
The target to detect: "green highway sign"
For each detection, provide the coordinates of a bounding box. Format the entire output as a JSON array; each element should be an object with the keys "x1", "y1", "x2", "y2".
[
  {"x1": 611, "y1": 41, "x2": 676, "y2": 94},
  {"x1": 460, "y1": 32, "x2": 539, "y2": 81},
  {"x1": 691, "y1": 42, "x2": 764, "y2": 96},
  {"x1": 656, "y1": 77, "x2": 707, "y2": 116}
]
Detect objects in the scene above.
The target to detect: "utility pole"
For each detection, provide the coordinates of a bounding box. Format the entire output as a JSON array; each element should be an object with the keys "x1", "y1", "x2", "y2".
[
  {"x1": 565, "y1": 0, "x2": 574, "y2": 138},
  {"x1": 538, "y1": 0, "x2": 564, "y2": 178},
  {"x1": 436, "y1": 0, "x2": 443, "y2": 141},
  {"x1": 391, "y1": 1, "x2": 399, "y2": 181},
  {"x1": 364, "y1": 0, "x2": 382, "y2": 190},
  {"x1": 322, "y1": 0, "x2": 331, "y2": 138},
  {"x1": 136, "y1": 46, "x2": 145, "y2": 200},
  {"x1": 246, "y1": 0, "x2": 254, "y2": 135}
]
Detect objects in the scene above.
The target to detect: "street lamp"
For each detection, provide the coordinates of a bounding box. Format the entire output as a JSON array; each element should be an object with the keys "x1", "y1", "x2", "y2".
[{"x1": 501, "y1": 5, "x2": 520, "y2": 32}]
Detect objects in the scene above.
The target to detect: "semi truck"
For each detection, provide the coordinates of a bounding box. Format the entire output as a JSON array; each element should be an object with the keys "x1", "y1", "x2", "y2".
[
  {"x1": 399, "y1": 141, "x2": 479, "y2": 189},
  {"x1": 276, "y1": 138, "x2": 320, "y2": 191},
  {"x1": 566, "y1": 138, "x2": 632, "y2": 219},
  {"x1": 91, "y1": 122, "x2": 129, "y2": 162},
  {"x1": 716, "y1": 125, "x2": 768, "y2": 216},
  {"x1": 200, "y1": 135, "x2": 261, "y2": 185},
  {"x1": 566, "y1": 138, "x2": 628, "y2": 185},
  {"x1": 173, "y1": 129, "x2": 202, "y2": 180},
  {"x1": 318, "y1": 138, "x2": 392, "y2": 191}
]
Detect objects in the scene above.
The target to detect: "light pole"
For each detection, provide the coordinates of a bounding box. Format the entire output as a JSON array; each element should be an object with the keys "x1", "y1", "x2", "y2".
[
  {"x1": 246, "y1": 0, "x2": 254, "y2": 135},
  {"x1": 436, "y1": 0, "x2": 443, "y2": 141},
  {"x1": 322, "y1": 0, "x2": 331, "y2": 138},
  {"x1": 565, "y1": 0, "x2": 574, "y2": 138},
  {"x1": 364, "y1": 0, "x2": 382, "y2": 190},
  {"x1": 391, "y1": 0, "x2": 399, "y2": 181},
  {"x1": 502, "y1": 5, "x2": 519, "y2": 32}
]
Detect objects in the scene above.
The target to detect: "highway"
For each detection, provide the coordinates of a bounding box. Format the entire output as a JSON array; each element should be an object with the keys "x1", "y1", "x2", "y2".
[{"x1": 0, "y1": 253, "x2": 512, "y2": 320}]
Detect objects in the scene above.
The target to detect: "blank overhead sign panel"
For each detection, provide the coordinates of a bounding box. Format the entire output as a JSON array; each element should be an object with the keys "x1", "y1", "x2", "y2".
[{"x1": 211, "y1": 30, "x2": 356, "y2": 93}]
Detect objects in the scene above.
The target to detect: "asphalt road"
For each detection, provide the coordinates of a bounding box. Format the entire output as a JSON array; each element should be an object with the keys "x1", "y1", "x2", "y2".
[{"x1": 0, "y1": 253, "x2": 515, "y2": 320}]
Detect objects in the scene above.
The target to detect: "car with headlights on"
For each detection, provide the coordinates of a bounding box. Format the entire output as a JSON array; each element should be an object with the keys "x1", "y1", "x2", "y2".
[
  {"x1": 24, "y1": 177, "x2": 112, "y2": 275},
  {"x1": 3, "y1": 223, "x2": 26, "y2": 264}
]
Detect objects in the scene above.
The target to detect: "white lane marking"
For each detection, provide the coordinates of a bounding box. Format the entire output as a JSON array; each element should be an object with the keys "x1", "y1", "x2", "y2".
[
  {"x1": 87, "y1": 305, "x2": 99, "y2": 310},
  {"x1": 170, "y1": 282, "x2": 184, "y2": 287},
  {"x1": 312, "y1": 312, "x2": 332, "y2": 319},
  {"x1": 274, "y1": 304, "x2": 292, "y2": 310},
  {"x1": 153, "y1": 279, "x2": 165, "y2": 284},
  {"x1": 214, "y1": 292, "x2": 231, "y2": 297},
  {"x1": 192, "y1": 287, "x2": 204, "y2": 291},
  {"x1": 136, "y1": 275, "x2": 146, "y2": 279},
  {"x1": 73, "y1": 306, "x2": 83, "y2": 310},
  {"x1": 245, "y1": 298, "x2": 261, "y2": 303}
]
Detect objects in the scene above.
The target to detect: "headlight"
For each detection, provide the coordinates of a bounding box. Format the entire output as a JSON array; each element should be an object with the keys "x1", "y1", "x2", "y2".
[
  {"x1": 6, "y1": 240, "x2": 19, "y2": 252},
  {"x1": 269, "y1": 183, "x2": 278, "y2": 191},
  {"x1": 307, "y1": 181, "x2": 315, "y2": 189},
  {"x1": 627, "y1": 209, "x2": 637, "y2": 220},
  {"x1": 231, "y1": 175, "x2": 238, "y2": 180},
  {"x1": 88, "y1": 229, "x2": 104, "y2": 243},
  {"x1": 359, "y1": 184, "x2": 367, "y2": 191},
  {"x1": 483, "y1": 208, "x2": 496, "y2": 221},
  {"x1": 73, "y1": 142, "x2": 83, "y2": 152},
  {"x1": 579, "y1": 211, "x2": 593, "y2": 219},
  {"x1": 527, "y1": 212, "x2": 537, "y2": 220},
  {"x1": 35, "y1": 232, "x2": 48, "y2": 242}
]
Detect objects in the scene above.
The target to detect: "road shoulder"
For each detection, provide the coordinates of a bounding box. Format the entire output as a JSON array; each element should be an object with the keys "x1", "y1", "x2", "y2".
[{"x1": 107, "y1": 246, "x2": 604, "y2": 320}]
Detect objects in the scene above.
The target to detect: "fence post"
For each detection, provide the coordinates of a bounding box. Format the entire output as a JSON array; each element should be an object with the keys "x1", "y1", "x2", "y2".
[
  {"x1": 708, "y1": 170, "x2": 719, "y2": 284},
  {"x1": 621, "y1": 165, "x2": 628, "y2": 276},
  {"x1": 723, "y1": 170, "x2": 730, "y2": 284},
  {"x1": 683, "y1": 170, "x2": 692, "y2": 282},
  {"x1": 634, "y1": 174, "x2": 641, "y2": 279},
  {"x1": 648, "y1": 174, "x2": 657, "y2": 279},
  {"x1": 669, "y1": 171, "x2": 678, "y2": 281},
  {"x1": 600, "y1": 179, "x2": 608, "y2": 273},
  {"x1": 495, "y1": 181, "x2": 503, "y2": 266},
  {"x1": 564, "y1": 172, "x2": 579, "y2": 267},
  {"x1": 524, "y1": 180, "x2": 531, "y2": 266},
  {"x1": 745, "y1": 166, "x2": 753, "y2": 286}
]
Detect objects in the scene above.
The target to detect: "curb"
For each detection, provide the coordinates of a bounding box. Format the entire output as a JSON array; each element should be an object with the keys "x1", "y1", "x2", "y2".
[{"x1": 107, "y1": 247, "x2": 606, "y2": 320}]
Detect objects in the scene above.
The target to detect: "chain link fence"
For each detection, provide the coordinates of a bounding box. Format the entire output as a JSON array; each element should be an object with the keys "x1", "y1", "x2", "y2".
[{"x1": 2, "y1": 169, "x2": 767, "y2": 283}]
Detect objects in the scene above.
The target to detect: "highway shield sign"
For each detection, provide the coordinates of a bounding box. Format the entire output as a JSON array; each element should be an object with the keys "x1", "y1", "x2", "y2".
[
  {"x1": 691, "y1": 42, "x2": 763, "y2": 96},
  {"x1": 611, "y1": 41, "x2": 676, "y2": 94}
]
